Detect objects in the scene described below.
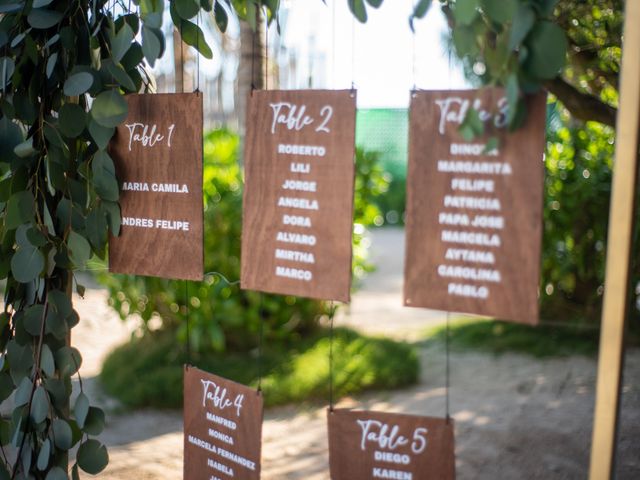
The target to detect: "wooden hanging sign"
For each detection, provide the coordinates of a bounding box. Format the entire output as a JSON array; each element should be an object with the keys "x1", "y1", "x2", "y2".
[
  {"x1": 328, "y1": 408, "x2": 455, "y2": 480},
  {"x1": 108, "y1": 92, "x2": 204, "y2": 280},
  {"x1": 240, "y1": 89, "x2": 357, "y2": 302},
  {"x1": 404, "y1": 89, "x2": 546, "y2": 324},
  {"x1": 183, "y1": 366, "x2": 263, "y2": 480}
]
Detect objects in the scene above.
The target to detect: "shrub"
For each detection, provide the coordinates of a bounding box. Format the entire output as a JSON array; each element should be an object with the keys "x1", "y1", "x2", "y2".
[{"x1": 100, "y1": 328, "x2": 419, "y2": 408}]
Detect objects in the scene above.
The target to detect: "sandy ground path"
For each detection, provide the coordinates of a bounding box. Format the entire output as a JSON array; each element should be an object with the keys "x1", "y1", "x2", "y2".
[{"x1": 69, "y1": 228, "x2": 639, "y2": 479}]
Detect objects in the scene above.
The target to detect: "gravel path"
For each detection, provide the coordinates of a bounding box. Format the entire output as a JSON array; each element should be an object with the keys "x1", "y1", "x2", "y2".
[{"x1": 68, "y1": 228, "x2": 639, "y2": 479}]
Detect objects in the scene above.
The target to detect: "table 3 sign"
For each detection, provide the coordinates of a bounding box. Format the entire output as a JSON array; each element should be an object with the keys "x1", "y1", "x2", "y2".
[
  {"x1": 328, "y1": 409, "x2": 455, "y2": 479},
  {"x1": 108, "y1": 92, "x2": 204, "y2": 281},
  {"x1": 241, "y1": 90, "x2": 357, "y2": 302},
  {"x1": 183, "y1": 367, "x2": 263, "y2": 480},
  {"x1": 405, "y1": 89, "x2": 547, "y2": 325}
]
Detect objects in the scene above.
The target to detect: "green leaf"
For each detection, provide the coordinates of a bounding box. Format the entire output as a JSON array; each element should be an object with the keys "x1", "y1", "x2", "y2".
[
  {"x1": 506, "y1": 73, "x2": 520, "y2": 125},
  {"x1": 45, "y1": 467, "x2": 67, "y2": 480},
  {"x1": 143, "y1": 12, "x2": 163, "y2": 29},
  {"x1": 409, "y1": 0, "x2": 432, "y2": 30},
  {"x1": 453, "y1": 26, "x2": 476, "y2": 56},
  {"x1": 13, "y1": 138, "x2": 36, "y2": 158},
  {"x1": 365, "y1": 0, "x2": 383, "y2": 7},
  {"x1": 481, "y1": 0, "x2": 516, "y2": 23},
  {"x1": 46, "y1": 52, "x2": 58, "y2": 78},
  {"x1": 0, "y1": 57, "x2": 15, "y2": 89},
  {"x1": 83, "y1": 407, "x2": 105, "y2": 435},
  {"x1": 142, "y1": 26, "x2": 162, "y2": 66},
  {"x1": 55, "y1": 346, "x2": 82, "y2": 377},
  {"x1": 110, "y1": 24, "x2": 135, "y2": 63},
  {"x1": 88, "y1": 119, "x2": 115, "y2": 150},
  {"x1": 6, "y1": 191, "x2": 35, "y2": 229},
  {"x1": 0, "y1": 373, "x2": 14, "y2": 402},
  {"x1": 175, "y1": 0, "x2": 199, "y2": 20},
  {"x1": 92, "y1": 151, "x2": 119, "y2": 201},
  {"x1": 58, "y1": 103, "x2": 87, "y2": 138},
  {"x1": 104, "y1": 60, "x2": 136, "y2": 91},
  {"x1": 178, "y1": 20, "x2": 213, "y2": 59},
  {"x1": 33, "y1": 0, "x2": 54, "y2": 7},
  {"x1": 509, "y1": 5, "x2": 535, "y2": 49},
  {"x1": 103, "y1": 201, "x2": 121, "y2": 236},
  {"x1": 454, "y1": 0, "x2": 478, "y2": 25},
  {"x1": 63, "y1": 72, "x2": 94, "y2": 96},
  {"x1": 483, "y1": 136, "x2": 499, "y2": 154},
  {"x1": 0, "y1": 116, "x2": 23, "y2": 161},
  {"x1": 67, "y1": 231, "x2": 91, "y2": 268},
  {"x1": 30, "y1": 386, "x2": 49, "y2": 423},
  {"x1": 23, "y1": 304, "x2": 45, "y2": 336},
  {"x1": 27, "y1": 9, "x2": 64, "y2": 29},
  {"x1": 11, "y1": 244, "x2": 44, "y2": 283},
  {"x1": 14, "y1": 377, "x2": 32, "y2": 407},
  {"x1": 348, "y1": 0, "x2": 367, "y2": 23},
  {"x1": 524, "y1": 21, "x2": 567, "y2": 79},
  {"x1": 91, "y1": 89, "x2": 128, "y2": 128},
  {"x1": 214, "y1": 1, "x2": 228, "y2": 32},
  {"x1": 52, "y1": 419, "x2": 73, "y2": 450},
  {"x1": 74, "y1": 393, "x2": 90, "y2": 429},
  {"x1": 40, "y1": 344, "x2": 55, "y2": 377},
  {"x1": 36, "y1": 438, "x2": 51, "y2": 470},
  {"x1": 77, "y1": 440, "x2": 109, "y2": 475}
]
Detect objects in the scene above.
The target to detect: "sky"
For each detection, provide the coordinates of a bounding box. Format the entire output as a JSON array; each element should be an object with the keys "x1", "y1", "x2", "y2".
[
  {"x1": 279, "y1": 0, "x2": 469, "y2": 108},
  {"x1": 154, "y1": 0, "x2": 469, "y2": 110}
]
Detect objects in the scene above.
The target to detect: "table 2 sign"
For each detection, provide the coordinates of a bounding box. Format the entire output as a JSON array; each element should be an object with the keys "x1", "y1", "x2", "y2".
[
  {"x1": 109, "y1": 92, "x2": 204, "y2": 280},
  {"x1": 404, "y1": 89, "x2": 547, "y2": 324},
  {"x1": 183, "y1": 367, "x2": 263, "y2": 480},
  {"x1": 241, "y1": 90, "x2": 357, "y2": 302},
  {"x1": 328, "y1": 409, "x2": 455, "y2": 479}
]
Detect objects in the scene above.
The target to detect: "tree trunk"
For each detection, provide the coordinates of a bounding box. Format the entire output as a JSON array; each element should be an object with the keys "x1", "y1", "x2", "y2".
[{"x1": 237, "y1": 11, "x2": 265, "y2": 164}]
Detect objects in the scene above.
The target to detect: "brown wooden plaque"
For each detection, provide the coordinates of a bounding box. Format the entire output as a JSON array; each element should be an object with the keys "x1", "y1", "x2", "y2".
[
  {"x1": 241, "y1": 89, "x2": 357, "y2": 302},
  {"x1": 328, "y1": 408, "x2": 455, "y2": 480},
  {"x1": 109, "y1": 92, "x2": 203, "y2": 280},
  {"x1": 183, "y1": 366, "x2": 263, "y2": 480},
  {"x1": 404, "y1": 89, "x2": 546, "y2": 324}
]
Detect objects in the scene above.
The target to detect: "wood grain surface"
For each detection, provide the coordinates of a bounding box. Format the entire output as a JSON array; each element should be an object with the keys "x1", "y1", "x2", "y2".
[
  {"x1": 328, "y1": 408, "x2": 455, "y2": 480},
  {"x1": 241, "y1": 90, "x2": 356, "y2": 302},
  {"x1": 109, "y1": 92, "x2": 203, "y2": 280},
  {"x1": 183, "y1": 366, "x2": 263, "y2": 480},
  {"x1": 404, "y1": 89, "x2": 546, "y2": 324}
]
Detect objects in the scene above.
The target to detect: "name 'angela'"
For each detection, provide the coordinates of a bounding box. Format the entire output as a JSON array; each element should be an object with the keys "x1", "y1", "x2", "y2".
[{"x1": 278, "y1": 196, "x2": 319, "y2": 210}]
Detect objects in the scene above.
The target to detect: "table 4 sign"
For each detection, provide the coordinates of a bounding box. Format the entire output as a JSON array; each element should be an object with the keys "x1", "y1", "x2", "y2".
[
  {"x1": 108, "y1": 92, "x2": 204, "y2": 281},
  {"x1": 404, "y1": 89, "x2": 547, "y2": 325},
  {"x1": 241, "y1": 89, "x2": 357, "y2": 302},
  {"x1": 183, "y1": 367, "x2": 263, "y2": 480},
  {"x1": 328, "y1": 409, "x2": 455, "y2": 479}
]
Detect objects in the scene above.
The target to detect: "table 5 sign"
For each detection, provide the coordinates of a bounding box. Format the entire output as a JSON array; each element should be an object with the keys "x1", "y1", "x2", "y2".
[{"x1": 328, "y1": 409, "x2": 455, "y2": 480}]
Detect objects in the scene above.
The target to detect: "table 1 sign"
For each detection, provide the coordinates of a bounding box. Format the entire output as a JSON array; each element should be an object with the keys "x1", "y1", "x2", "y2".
[
  {"x1": 241, "y1": 90, "x2": 357, "y2": 302},
  {"x1": 404, "y1": 89, "x2": 547, "y2": 324},
  {"x1": 328, "y1": 409, "x2": 455, "y2": 479},
  {"x1": 109, "y1": 92, "x2": 204, "y2": 280},
  {"x1": 183, "y1": 366, "x2": 263, "y2": 480}
]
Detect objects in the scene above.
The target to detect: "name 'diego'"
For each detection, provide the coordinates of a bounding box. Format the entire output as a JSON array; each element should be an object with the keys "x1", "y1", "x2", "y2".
[
  {"x1": 125, "y1": 123, "x2": 175, "y2": 151},
  {"x1": 435, "y1": 96, "x2": 508, "y2": 135},
  {"x1": 357, "y1": 420, "x2": 428, "y2": 455},
  {"x1": 201, "y1": 379, "x2": 244, "y2": 417}
]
